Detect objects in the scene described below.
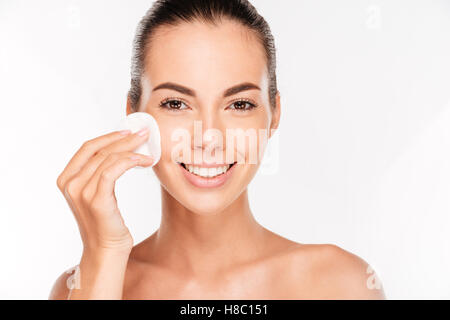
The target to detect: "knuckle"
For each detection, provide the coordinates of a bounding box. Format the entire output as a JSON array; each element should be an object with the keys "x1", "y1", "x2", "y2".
[
  {"x1": 56, "y1": 175, "x2": 64, "y2": 191},
  {"x1": 97, "y1": 148, "x2": 110, "y2": 158},
  {"x1": 80, "y1": 188, "x2": 91, "y2": 204},
  {"x1": 81, "y1": 139, "x2": 93, "y2": 151},
  {"x1": 65, "y1": 179, "x2": 80, "y2": 197},
  {"x1": 100, "y1": 169, "x2": 113, "y2": 181}
]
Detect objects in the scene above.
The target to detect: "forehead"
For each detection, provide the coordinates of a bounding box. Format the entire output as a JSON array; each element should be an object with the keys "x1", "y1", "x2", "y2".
[{"x1": 144, "y1": 19, "x2": 268, "y2": 92}]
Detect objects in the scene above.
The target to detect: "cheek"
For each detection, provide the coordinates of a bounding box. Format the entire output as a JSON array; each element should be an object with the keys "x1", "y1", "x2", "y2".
[
  {"x1": 155, "y1": 118, "x2": 192, "y2": 162},
  {"x1": 222, "y1": 112, "x2": 271, "y2": 164}
]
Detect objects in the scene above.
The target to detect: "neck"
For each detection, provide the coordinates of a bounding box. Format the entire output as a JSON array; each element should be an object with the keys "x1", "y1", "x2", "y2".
[{"x1": 149, "y1": 187, "x2": 266, "y2": 276}]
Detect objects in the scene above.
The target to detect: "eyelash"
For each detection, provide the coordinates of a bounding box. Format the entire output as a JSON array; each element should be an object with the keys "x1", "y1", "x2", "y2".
[
  {"x1": 227, "y1": 98, "x2": 258, "y2": 112},
  {"x1": 158, "y1": 97, "x2": 258, "y2": 112}
]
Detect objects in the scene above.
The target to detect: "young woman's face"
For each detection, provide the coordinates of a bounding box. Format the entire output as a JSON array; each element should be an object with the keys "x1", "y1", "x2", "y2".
[{"x1": 136, "y1": 19, "x2": 279, "y2": 215}]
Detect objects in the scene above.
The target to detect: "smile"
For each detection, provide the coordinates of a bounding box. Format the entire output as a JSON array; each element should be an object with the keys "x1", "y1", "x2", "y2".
[
  {"x1": 179, "y1": 163, "x2": 235, "y2": 178},
  {"x1": 177, "y1": 162, "x2": 237, "y2": 188}
]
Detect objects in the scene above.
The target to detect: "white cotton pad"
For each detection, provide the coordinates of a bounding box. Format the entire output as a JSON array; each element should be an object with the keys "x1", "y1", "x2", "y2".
[{"x1": 116, "y1": 112, "x2": 161, "y2": 168}]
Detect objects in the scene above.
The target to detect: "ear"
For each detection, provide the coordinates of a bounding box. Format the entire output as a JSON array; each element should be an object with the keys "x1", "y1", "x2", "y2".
[
  {"x1": 269, "y1": 91, "x2": 281, "y2": 138},
  {"x1": 126, "y1": 95, "x2": 133, "y2": 116}
]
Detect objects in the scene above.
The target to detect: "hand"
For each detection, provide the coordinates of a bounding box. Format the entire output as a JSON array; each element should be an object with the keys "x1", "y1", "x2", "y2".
[{"x1": 56, "y1": 128, "x2": 153, "y2": 254}]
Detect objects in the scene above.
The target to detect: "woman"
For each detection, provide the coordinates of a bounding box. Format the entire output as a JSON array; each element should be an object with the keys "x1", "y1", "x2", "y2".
[{"x1": 50, "y1": 0, "x2": 385, "y2": 299}]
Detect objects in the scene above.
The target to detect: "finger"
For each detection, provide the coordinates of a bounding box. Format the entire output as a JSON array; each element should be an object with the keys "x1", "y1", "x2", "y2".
[
  {"x1": 95, "y1": 155, "x2": 154, "y2": 198},
  {"x1": 57, "y1": 130, "x2": 132, "y2": 190},
  {"x1": 82, "y1": 152, "x2": 153, "y2": 202},
  {"x1": 92, "y1": 127, "x2": 150, "y2": 159},
  {"x1": 64, "y1": 128, "x2": 151, "y2": 194}
]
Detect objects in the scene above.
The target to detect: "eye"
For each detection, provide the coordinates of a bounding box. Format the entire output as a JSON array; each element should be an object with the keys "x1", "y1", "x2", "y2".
[
  {"x1": 227, "y1": 99, "x2": 258, "y2": 112},
  {"x1": 159, "y1": 98, "x2": 189, "y2": 111}
]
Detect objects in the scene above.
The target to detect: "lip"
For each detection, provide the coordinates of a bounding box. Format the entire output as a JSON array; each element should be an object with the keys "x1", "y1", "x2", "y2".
[{"x1": 179, "y1": 162, "x2": 237, "y2": 188}]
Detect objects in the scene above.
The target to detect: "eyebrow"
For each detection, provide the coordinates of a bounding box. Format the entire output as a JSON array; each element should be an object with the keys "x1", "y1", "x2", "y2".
[{"x1": 152, "y1": 82, "x2": 261, "y2": 98}]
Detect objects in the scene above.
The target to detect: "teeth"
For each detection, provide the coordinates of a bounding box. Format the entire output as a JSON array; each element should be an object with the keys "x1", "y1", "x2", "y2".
[
  {"x1": 184, "y1": 164, "x2": 231, "y2": 178},
  {"x1": 208, "y1": 168, "x2": 217, "y2": 177},
  {"x1": 199, "y1": 167, "x2": 208, "y2": 177}
]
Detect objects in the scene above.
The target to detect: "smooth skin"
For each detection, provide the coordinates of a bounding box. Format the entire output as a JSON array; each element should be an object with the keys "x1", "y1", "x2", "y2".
[{"x1": 50, "y1": 19, "x2": 385, "y2": 300}]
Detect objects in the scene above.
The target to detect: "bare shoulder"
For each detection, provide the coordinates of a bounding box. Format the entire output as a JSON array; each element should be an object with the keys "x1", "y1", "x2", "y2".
[
  {"x1": 48, "y1": 266, "x2": 79, "y2": 300},
  {"x1": 282, "y1": 243, "x2": 385, "y2": 299}
]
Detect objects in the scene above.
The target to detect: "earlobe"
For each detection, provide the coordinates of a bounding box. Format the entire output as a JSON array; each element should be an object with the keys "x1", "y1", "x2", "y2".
[{"x1": 126, "y1": 95, "x2": 133, "y2": 116}]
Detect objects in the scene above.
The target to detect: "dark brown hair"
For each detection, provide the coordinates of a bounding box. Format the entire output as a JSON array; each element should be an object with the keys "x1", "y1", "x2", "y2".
[{"x1": 128, "y1": 0, "x2": 277, "y2": 111}]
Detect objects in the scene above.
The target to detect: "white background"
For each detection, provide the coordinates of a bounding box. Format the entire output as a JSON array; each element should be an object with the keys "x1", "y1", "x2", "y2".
[{"x1": 1, "y1": 0, "x2": 449, "y2": 299}]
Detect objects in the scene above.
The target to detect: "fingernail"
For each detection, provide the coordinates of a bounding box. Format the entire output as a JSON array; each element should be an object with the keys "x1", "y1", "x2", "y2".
[
  {"x1": 119, "y1": 130, "x2": 131, "y2": 135},
  {"x1": 130, "y1": 155, "x2": 140, "y2": 161},
  {"x1": 137, "y1": 127, "x2": 150, "y2": 136}
]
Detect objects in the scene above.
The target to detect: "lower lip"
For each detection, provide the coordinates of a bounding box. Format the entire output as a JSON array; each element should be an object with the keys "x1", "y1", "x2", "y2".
[{"x1": 179, "y1": 163, "x2": 237, "y2": 188}]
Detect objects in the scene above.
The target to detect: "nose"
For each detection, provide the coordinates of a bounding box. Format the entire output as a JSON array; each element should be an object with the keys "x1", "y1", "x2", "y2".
[{"x1": 192, "y1": 108, "x2": 226, "y2": 162}]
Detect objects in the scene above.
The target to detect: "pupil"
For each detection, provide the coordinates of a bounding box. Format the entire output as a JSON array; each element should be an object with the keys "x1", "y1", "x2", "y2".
[
  {"x1": 235, "y1": 102, "x2": 245, "y2": 109},
  {"x1": 170, "y1": 101, "x2": 181, "y2": 109}
]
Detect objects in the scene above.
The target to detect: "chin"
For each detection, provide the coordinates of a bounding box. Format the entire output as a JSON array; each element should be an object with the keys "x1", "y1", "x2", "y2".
[{"x1": 170, "y1": 178, "x2": 243, "y2": 216}]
